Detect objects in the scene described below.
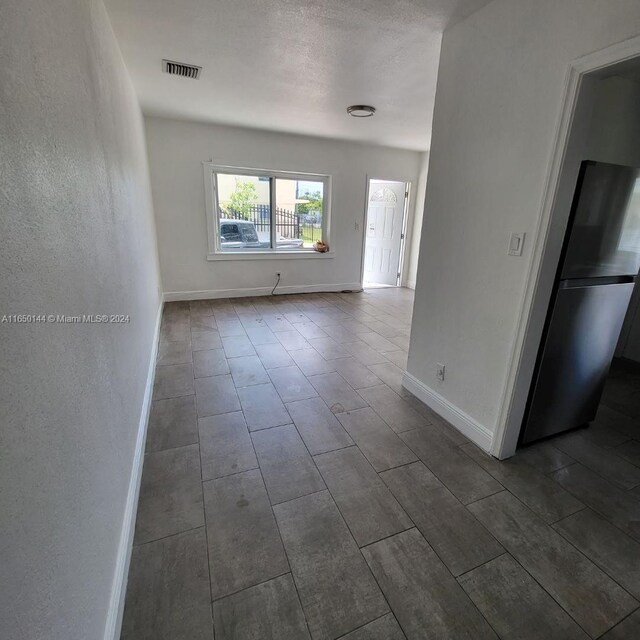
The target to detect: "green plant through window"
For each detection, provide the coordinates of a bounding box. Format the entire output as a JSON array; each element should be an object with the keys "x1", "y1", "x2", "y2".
[{"x1": 227, "y1": 180, "x2": 258, "y2": 219}]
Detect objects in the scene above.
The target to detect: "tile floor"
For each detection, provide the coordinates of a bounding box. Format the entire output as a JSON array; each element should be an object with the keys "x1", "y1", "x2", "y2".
[{"x1": 121, "y1": 287, "x2": 640, "y2": 640}]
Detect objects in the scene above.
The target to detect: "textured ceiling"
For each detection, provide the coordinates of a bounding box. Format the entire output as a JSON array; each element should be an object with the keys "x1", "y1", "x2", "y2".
[{"x1": 105, "y1": 0, "x2": 494, "y2": 150}]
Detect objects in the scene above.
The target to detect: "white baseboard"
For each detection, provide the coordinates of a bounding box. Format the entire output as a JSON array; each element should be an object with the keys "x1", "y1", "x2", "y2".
[
  {"x1": 164, "y1": 282, "x2": 363, "y2": 301},
  {"x1": 103, "y1": 296, "x2": 164, "y2": 640},
  {"x1": 402, "y1": 371, "x2": 493, "y2": 452},
  {"x1": 404, "y1": 279, "x2": 417, "y2": 290}
]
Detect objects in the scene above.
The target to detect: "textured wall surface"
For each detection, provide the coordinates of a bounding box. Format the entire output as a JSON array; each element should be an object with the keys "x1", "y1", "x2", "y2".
[
  {"x1": 0, "y1": 1, "x2": 161, "y2": 638},
  {"x1": 145, "y1": 116, "x2": 423, "y2": 296}
]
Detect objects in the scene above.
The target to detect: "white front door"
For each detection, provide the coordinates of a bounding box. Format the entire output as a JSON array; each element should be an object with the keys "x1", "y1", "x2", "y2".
[{"x1": 363, "y1": 180, "x2": 407, "y2": 286}]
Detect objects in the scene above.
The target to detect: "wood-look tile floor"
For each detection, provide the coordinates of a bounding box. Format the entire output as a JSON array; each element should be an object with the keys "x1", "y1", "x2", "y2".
[{"x1": 121, "y1": 287, "x2": 640, "y2": 640}]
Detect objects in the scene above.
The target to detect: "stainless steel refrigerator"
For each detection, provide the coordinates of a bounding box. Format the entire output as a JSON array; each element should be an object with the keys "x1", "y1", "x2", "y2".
[{"x1": 521, "y1": 160, "x2": 640, "y2": 444}]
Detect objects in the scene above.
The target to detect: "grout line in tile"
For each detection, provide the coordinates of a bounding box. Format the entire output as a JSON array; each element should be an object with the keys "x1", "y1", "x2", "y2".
[
  {"x1": 495, "y1": 538, "x2": 600, "y2": 638},
  {"x1": 132, "y1": 524, "x2": 206, "y2": 549},
  {"x1": 461, "y1": 488, "x2": 508, "y2": 508},
  {"x1": 143, "y1": 440, "x2": 201, "y2": 457},
  {"x1": 593, "y1": 605, "x2": 640, "y2": 639},
  {"x1": 549, "y1": 509, "x2": 640, "y2": 611},
  {"x1": 547, "y1": 505, "x2": 589, "y2": 526},
  {"x1": 198, "y1": 440, "x2": 215, "y2": 606},
  {"x1": 333, "y1": 612, "x2": 404, "y2": 640},
  {"x1": 201, "y1": 464, "x2": 261, "y2": 484},
  {"x1": 209, "y1": 570, "x2": 292, "y2": 605},
  {"x1": 454, "y1": 552, "x2": 510, "y2": 581}
]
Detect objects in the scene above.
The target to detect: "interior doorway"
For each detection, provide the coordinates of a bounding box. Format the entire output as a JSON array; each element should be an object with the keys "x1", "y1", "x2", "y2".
[
  {"x1": 362, "y1": 179, "x2": 409, "y2": 287},
  {"x1": 493, "y1": 39, "x2": 640, "y2": 459}
]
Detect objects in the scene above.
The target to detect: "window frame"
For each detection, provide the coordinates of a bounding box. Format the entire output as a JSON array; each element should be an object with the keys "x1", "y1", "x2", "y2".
[{"x1": 203, "y1": 163, "x2": 333, "y2": 260}]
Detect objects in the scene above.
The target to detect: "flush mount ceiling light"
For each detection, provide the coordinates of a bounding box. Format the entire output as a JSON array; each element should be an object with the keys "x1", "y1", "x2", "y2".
[{"x1": 347, "y1": 105, "x2": 376, "y2": 117}]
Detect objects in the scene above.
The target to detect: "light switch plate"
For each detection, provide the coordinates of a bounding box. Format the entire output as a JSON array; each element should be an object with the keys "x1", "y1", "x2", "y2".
[{"x1": 508, "y1": 232, "x2": 525, "y2": 256}]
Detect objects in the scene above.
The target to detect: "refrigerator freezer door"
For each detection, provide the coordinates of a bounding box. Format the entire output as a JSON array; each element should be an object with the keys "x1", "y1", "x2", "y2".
[
  {"x1": 562, "y1": 162, "x2": 640, "y2": 279},
  {"x1": 522, "y1": 281, "x2": 634, "y2": 444}
]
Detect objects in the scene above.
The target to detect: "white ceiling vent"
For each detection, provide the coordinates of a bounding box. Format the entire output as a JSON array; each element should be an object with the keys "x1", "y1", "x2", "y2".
[{"x1": 162, "y1": 59, "x2": 201, "y2": 79}]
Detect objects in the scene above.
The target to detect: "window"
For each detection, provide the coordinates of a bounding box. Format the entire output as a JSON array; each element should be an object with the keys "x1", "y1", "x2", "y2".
[{"x1": 204, "y1": 165, "x2": 331, "y2": 258}]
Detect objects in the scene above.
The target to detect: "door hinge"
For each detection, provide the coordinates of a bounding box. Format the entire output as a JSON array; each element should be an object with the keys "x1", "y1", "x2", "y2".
[
  {"x1": 400, "y1": 233, "x2": 405, "y2": 240},
  {"x1": 397, "y1": 272, "x2": 401, "y2": 278},
  {"x1": 405, "y1": 191, "x2": 409, "y2": 198}
]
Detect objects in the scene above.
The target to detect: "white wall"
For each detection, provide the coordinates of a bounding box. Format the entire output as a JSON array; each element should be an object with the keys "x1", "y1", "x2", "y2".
[
  {"x1": 407, "y1": 0, "x2": 640, "y2": 451},
  {"x1": 144, "y1": 116, "x2": 422, "y2": 297},
  {"x1": 0, "y1": 1, "x2": 161, "y2": 639},
  {"x1": 403, "y1": 151, "x2": 430, "y2": 289}
]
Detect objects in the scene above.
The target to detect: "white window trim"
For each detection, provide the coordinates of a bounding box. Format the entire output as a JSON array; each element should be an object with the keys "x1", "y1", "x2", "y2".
[{"x1": 203, "y1": 163, "x2": 333, "y2": 260}]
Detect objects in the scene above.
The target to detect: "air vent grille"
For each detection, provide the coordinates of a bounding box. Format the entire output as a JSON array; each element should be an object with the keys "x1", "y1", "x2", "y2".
[{"x1": 162, "y1": 59, "x2": 201, "y2": 79}]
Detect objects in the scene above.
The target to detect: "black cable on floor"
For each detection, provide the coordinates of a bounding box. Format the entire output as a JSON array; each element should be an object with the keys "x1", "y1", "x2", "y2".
[{"x1": 271, "y1": 273, "x2": 281, "y2": 295}]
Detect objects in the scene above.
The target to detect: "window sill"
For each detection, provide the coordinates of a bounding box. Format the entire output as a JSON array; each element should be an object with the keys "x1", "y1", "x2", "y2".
[{"x1": 207, "y1": 251, "x2": 334, "y2": 261}]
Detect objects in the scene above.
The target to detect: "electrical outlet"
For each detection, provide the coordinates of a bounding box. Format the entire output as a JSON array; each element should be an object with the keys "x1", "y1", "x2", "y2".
[{"x1": 436, "y1": 363, "x2": 445, "y2": 381}]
